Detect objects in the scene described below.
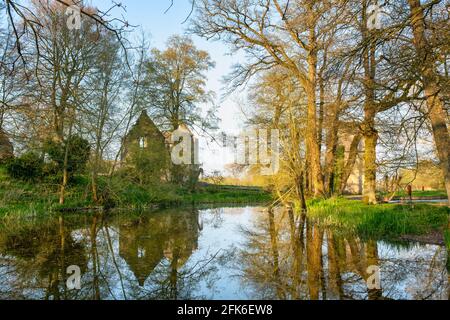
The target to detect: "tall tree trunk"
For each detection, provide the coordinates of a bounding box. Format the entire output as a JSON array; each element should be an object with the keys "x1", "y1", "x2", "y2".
[
  {"x1": 92, "y1": 100, "x2": 107, "y2": 203},
  {"x1": 305, "y1": 67, "x2": 325, "y2": 197},
  {"x1": 296, "y1": 171, "x2": 308, "y2": 213},
  {"x1": 361, "y1": 1, "x2": 379, "y2": 205},
  {"x1": 305, "y1": 158, "x2": 311, "y2": 195},
  {"x1": 318, "y1": 76, "x2": 325, "y2": 155},
  {"x1": 303, "y1": 8, "x2": 325, "y2": 197},
  {"x1": 59, "y1": 119, "x2": 74, "y2": 205},
  {"x1": 408, "y1": 0, "x2": 450, "y2": 206},
  {"x1": 363, "y1": 125, "x2": 378, "y2": 204},
  {"x1": 91, "y1": 168, "x2": 99, "y2": 203},
  {"x1": 362, "y1": 1, "x2": 378, "y2": 204},
  {"x1": 91, "y1": 159, "x2": 99, "y2": 203},
  {"x1": 59, "y1": 144, "x2": 70, "y2": 205},
  {"x1": 324, "y1": 103, "x2": 340, "y2": 194},
  {"x1": 340, "y1": 133, "x2": 363, "y2": 194}
]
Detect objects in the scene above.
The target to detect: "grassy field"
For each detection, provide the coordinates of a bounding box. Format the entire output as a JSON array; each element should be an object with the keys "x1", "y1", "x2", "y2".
[
  {"x1": 307, "y1": 198, "x2": 449, "y2": 243},
  {"x1": 185, "y1": 185, "x2": 272, "y2": 204},
  {"x1": 387, "y1": 190, "x2": 448, "y2": 198}
]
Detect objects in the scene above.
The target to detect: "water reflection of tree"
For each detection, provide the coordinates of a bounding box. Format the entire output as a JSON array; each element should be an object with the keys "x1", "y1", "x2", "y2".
[
  {"x1": 238, "y1": 207, "x2": 448, "y2": 300},
  {"x1": 0, "y1": 208, "x2": 223, "y2": 300},
  {"x1": 0, "y1": 216, "x2": 88, "y2": 300},
  {"x1": 201, "y1": 208, "x2": 224, "y2": 229}
]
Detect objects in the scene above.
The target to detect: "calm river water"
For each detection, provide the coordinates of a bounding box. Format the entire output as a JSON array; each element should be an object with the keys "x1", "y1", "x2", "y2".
[{"x1": 0, "y1": 206, "x2": 448, "y2": 300}]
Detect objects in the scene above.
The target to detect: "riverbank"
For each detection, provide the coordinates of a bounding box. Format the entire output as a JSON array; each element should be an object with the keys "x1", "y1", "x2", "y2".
[
  {"x1": 306, "y1": 198, "x2": 449, "y2": 248},
  {"x1": 0, "y1": 169, "x2": 272, "y2": 217},
  {"x1": 1, "y1": 167, "x2": 448, "y2": 252}
]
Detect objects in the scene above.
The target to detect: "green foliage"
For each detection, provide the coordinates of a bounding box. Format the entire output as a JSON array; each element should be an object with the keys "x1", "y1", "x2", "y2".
[
  {"x1": 187, "y1": 185, "x2": 272, "y2": 204},
  {"x1": 127, "y1": 143, "x2": 170, "y2": 185},
  {"x1": 43, "y1": 136, "x2": 91, "y2": 174},
  {"x1": 145, "y1": 35, "x2": 218, "y2": 132},
  {"x1": 400, "y1": 160, "x2": 445, "y2": 190},
  {"x1": 0, "y1": 167, "x2": 272, "y2": 217},
  {"x1": 5, "y1": 152, "x2": 44, "y2": 181},
  {"x1": 116, "y1": 182, "x2": 182, "y2": 207},
  {"x1": 171, "y1": 164, "x2": 202, "y2": 190},
  {"x1": 307, "y1": 198, "x2": 449, "y2": 240}
]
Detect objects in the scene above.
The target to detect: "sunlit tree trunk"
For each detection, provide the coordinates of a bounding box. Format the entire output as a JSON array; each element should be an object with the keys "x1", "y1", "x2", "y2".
[
  {"x1": 304, "y1": 4, "x2": 325, "y2": 197},
  {"x1": 324, "y1": 102, "x2": 340, "y2": 194},
  {"x1": 340, "y1": 133, "x2": 363, "y2": 194},
  {"x1": 362, "y1": 120, "x2": 378, "y2": 205},
  {"x1": 295, "y1": 171, "x2": 308, "y2": 213},
  {"x1": 408, "y1": 0, "x2": 450, "y2": 207},
  {"x1": 305, "y1": 57, "x2": 325, "y2": 197},
  {"x1": 318, "y1": 70, "x2": 325, "y2": 155},
  {"x1": 360, "y1": 1, "x2": 379, "y2": 205}
]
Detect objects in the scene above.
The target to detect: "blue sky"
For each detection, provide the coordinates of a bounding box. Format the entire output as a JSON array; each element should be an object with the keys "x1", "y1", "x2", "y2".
[{"x1": 89, "y1": 0, "x2": 246, "y2": 173}]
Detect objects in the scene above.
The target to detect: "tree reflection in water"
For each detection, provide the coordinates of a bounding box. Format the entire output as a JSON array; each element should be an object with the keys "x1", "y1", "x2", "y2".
[
  {"x1": 237, "y1": 207, "x2": 449, "y2": 300},
  {"x1": 0, "y1": 206, "x2": 448, "y2": 300},
  {"x1": 0, "y1": 209, "x2": 220, "y2": 300}
]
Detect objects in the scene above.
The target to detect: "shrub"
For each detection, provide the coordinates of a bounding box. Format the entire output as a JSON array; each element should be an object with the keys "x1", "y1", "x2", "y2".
[
  {"x1": 43, "y1": 136, "x2": 91, "y2": 174},
  {"x1": 5, "y1": 152, "x2": 44, "y2": 181}
]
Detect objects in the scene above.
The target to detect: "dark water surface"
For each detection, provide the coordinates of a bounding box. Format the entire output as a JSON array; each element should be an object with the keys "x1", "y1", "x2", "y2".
[{"x1": 0, "y1": 206, "x2": 448, "y2": 300}]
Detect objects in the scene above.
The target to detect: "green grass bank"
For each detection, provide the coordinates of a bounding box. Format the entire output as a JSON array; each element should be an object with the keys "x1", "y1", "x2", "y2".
[
  {"x1": 306, "y1": 198, "x2": 449, "y2": 246},
  {"x1": 0, "y1": 167, "x2": 271, "y2": 218}
]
